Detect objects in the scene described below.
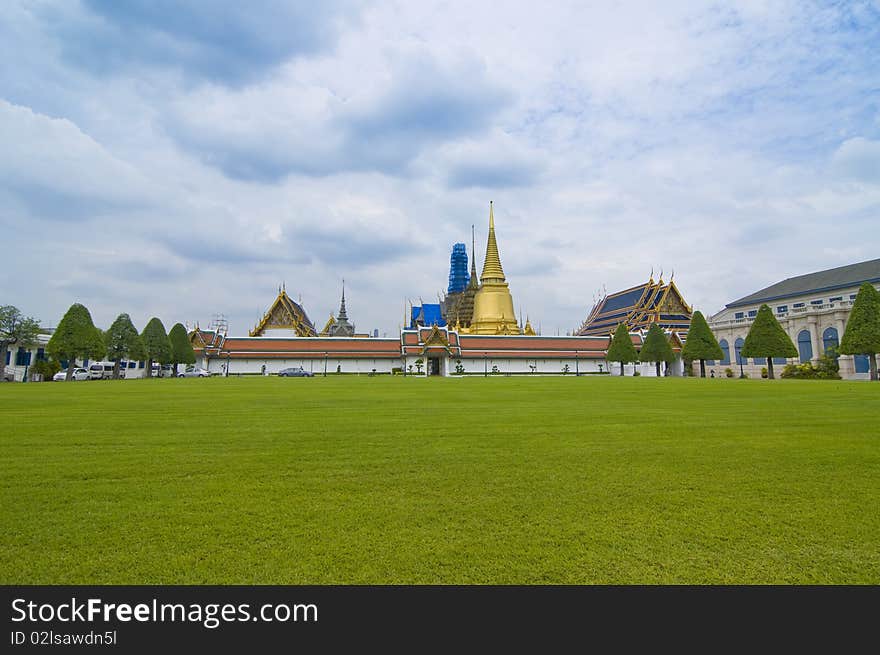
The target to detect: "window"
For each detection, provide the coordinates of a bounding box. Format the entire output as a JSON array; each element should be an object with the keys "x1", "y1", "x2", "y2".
[
  {"x1": 138, "y1": 361, "x2": 145, "y2": 369},
  {"x1": 822, "y1": 327, "x2": 839, "y2": 354},
  {"x1": 850, "y1": 294, "x2": 857, "y2": 300},
  {"x1": 734, "y1": 338, "x2": 745, "y2": 365},
  {"x1": 773, "y1": 357, "x2": 786, "y2": 365},
  {"x1": 128, "y1": 361, "x2": 136, "y2": 369},
  {"x1": 797, "y1": 330, "x2": 813, "y2": 363},
  {"x1": 829, "y1": 296, "x2": 842, "y2": 303},
  {"x1": 748, "y1": 310, "x2": 757, "y2": 318},
  {"x1": 15, "y1": 348, "x2": 31, "y2": 366},
  {"x1": 83, "y1": 359, "x2": 89, "y2": 367},
  {"x1": 811, "y1": 300, "x2": 823, "y2": 305},
  {"x1": 706, "y1": 360, "x2": 716, "y2": 366},
  {"x1": 36, "y1": 348, "x2": 46, "y2": 361},
  {"x1": 4, "y1": 351, "x2": 8, "y2": 366},
  {"x1": 734, "y1": 312, "x2": 744, "y2": 320},
  {"x1": 777, "y1": 305, "x2": 788, "y2": 314},
  {"x1": 719, "y1": 340, "x2": 730, "y2": 365},
  {"x1": 855, "y1": 354, "x2": 870, "y2": 373},
  {"x1": 793, "y1": 303, "x2": 805, "y2": 308}
]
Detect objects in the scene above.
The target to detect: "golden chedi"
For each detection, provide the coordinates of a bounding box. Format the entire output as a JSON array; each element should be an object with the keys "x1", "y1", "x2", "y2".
[{"x1": 469, "y1": 202, "x2": 520, "y2": 335}]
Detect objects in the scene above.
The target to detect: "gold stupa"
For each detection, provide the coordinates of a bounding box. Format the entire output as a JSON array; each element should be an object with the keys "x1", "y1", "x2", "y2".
[{"x1": 469, "y1": 202, "x2": 520, "y2": 335}]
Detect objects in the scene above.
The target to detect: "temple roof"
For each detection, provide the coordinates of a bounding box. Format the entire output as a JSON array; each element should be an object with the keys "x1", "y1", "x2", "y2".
[
  {"x1": 726, "y1": 257, "x2": 880, "y2": 308},
  {"x1": 578, "y1": 278, "x2": 692, "y2": 337},
  {"x1": 250, "y1": 286, "x2": 317, "y2": 337},
  {"x1": 399, "y1": 326, "x2": 628, "y2": 359},
  {"x1": 219, "y1": 337, "x2": 400, "y2": 359}
]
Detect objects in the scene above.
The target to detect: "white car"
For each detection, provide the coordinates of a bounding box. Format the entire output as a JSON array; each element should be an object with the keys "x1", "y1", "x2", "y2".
[
  {"x1": 178, "y1": 366, "x2": 211, "y2": 378},
  {"x1": 53, "y1": 368, "x2": 90, "y2": 381},
  {"x1": 88, "y1": 362, "x2": 116, "y2": 380}
]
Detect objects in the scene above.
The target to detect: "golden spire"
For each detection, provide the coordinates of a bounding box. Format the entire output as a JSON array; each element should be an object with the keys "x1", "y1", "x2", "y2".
[{"x1": 480, "y1": 201, "x2": 505, "y2": 282}]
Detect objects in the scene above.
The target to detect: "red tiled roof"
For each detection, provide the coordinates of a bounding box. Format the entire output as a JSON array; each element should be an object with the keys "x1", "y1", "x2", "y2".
[{"x1": 220, "y1": 338, "x2": 401, "y2": 358}]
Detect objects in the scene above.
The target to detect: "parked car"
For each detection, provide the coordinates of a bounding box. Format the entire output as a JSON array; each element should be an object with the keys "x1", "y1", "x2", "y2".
[
  {"x1": 278, "y1": 367, "x2": 314, "y2": 377},
  {"x1": 88, "y1": 362, "x2": 116, "y2": 380},
  {"x1": 150, "y1": 363, "x2": 175, "y2": 378},
  {"x1": 178, "y1": 366, "x2": 211, "y2": 378},
  {"x1": 53, "y1": 368, "x2": 90, "y2": 381}
]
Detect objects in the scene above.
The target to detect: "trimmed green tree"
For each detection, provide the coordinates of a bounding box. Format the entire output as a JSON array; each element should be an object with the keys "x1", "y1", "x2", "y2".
[
  {"x1": 141, "y1": 317, "x2": 172, "y2": 378},
  {"x1": 168, "y1": 323, "x2": 196, "y2": 376},
  {"x1": 47, "y1": 303, "x2": 101, "y2": 380},
  {"x1": 639, "y1": 323, "x2": 675, "y2": 377},
  {"x1": 0, "y1": 305, "x2": 41, "y2": 381},
  {"x1": 681, "y1": 310, "x2": 724, "y2": 378},
  {"x1": 741, "y1": 304, "x2": 797, "y2": 379},
  {"x1": 606, "y1": 323, "x2": 639, "y2": 376},
  {"x1": 105, "y1": 313, "x2": 145, "y2": 379},
  {"x1": 839, "y1": 282, "x2": 880, "y2": 381},
  {"x1": 87, "y1": 326, "x2": 107, "y2": 362}
]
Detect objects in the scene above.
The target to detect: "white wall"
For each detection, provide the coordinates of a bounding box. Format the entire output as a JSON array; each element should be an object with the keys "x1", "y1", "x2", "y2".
[
  {"x1": 402, "y1": 355, "x2": 611, "y2": 376},
  {"x1": 203, "y1": 357, "x2": 398, "y2": 375}
]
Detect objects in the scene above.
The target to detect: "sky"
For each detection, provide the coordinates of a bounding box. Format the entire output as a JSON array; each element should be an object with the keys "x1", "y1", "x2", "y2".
[{"x1": 2, "y1": 0, "x2": 879, "y2": 336}]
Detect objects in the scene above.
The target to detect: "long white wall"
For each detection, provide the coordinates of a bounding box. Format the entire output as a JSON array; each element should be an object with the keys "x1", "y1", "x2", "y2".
[{"x1": 199, "y1": 356, "x2": 398, "y2": 375}]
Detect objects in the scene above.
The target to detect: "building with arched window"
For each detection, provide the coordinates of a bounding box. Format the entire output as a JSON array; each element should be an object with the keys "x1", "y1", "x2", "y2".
[{"x1": 708, "y1": 258, "x2": 880, "y2": 379}]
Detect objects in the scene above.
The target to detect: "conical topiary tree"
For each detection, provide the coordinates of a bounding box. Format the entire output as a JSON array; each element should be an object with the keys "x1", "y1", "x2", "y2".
[
  {"x1": 168, "y1": 323, "x2": 196, "y2": 376},
  {"x1": 681, "y1": 310, "x2": 724, "y2": 378},
  {"x1": 606, "y1": 323, "x2": 639, "y2": 376},
  {"x1": 105, "y1": 313, "x2": 145, "y2": 379},
  {"x1": 741, "y1": 304, "x2": 797, "y2": 379},
  {"x1": 639, "y1": 323, "x2": 675, "y2": 377},
  {"x1": 47, "y1": 303, "x2": 101, "y2": 380},
  {"x1": 141, "y1": 318, "x2": 171, "y2": 378},
  {"x1": 839, "y1": 282, "x2": 880, "y2": 381}
]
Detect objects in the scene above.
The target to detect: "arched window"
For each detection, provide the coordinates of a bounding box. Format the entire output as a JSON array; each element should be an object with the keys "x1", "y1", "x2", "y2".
[
  {"x1": 719, "y1": 339, "x2": 730, "y2": 365},
  {"x1": 822, "y1": 327, "x2": 839, "y2": 355},
  {"x1": 734, "y1": 338, "x2": 745, "y2": 365},
  {"x1": 797, "y1": 330, "x2": 812, "y2": 363}
]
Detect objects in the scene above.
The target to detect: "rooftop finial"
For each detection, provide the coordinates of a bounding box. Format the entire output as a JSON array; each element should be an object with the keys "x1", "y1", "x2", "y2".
[{"x1": 480, "y1": 201, "x2": 505, "y2": 282}]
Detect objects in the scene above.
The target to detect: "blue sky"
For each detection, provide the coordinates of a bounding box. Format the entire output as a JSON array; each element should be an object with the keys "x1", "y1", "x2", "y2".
[{"x1": 2, "y1": 0, "x2": 879, "y2": 335}]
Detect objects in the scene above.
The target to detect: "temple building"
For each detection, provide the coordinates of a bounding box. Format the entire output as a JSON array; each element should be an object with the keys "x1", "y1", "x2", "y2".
[
  {"x1": 249, "y1": 284, "x2": 317, "y2": 337},
  {"x1": 577, "y1": 276, "x2": 693, "y2": 338},
  {"x1": 465, "y1": 201, "x2": 520, "y2": 335},
  {"x1": 187, "y1": 202, "x2": 667, "y2": 376}
]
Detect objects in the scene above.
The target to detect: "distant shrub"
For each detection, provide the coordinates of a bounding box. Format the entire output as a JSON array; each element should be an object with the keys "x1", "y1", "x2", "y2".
[
  {"x1": 725, "y1": 368, "x2": 734, "y2": 378},
  {"x1": 761, "y1": 367, "x2": 768, "y2": 379},
  {"x1": 781, "y1": 354, "x2": 841, "y2": 380},
  {"x1": 31, "y1": 359, "x2": 61, "y2": 381},
  {"x1": 633, "y1": 371, "x2": 641, "y2": 377}
]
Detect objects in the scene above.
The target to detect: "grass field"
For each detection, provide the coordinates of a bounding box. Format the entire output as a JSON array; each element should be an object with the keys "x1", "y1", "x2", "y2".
[{"x1": 1, "y1": 376, "x2": 878, "y2": 584}]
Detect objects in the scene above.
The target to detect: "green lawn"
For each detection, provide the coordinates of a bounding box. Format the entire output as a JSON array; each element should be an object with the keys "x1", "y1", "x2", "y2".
[{"x1": 1, "y1": 376, "x2": 878, "y2": 584}]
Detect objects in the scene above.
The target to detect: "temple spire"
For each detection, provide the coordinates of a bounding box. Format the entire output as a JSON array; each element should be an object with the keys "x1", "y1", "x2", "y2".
[
  {"x1": 467, "y1": 224, "x2": 479, "y2": 290},
  {"x1": 480, "y1": 201, "x2": 505, "y2": 282},
  {"x1": 338, "y1": 279, "x2": 348, "y2": 320}
]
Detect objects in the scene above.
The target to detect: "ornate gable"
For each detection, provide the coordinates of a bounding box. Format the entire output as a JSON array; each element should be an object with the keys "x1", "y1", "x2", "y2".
[{"x1": 250, "y1": 288, "x2": 317, "y2": 337}]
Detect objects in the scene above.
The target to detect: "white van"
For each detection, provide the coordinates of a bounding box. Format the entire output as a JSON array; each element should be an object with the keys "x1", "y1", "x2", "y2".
[{"x1": 88, "y1": 361, "x2": 117, "y2": 380}]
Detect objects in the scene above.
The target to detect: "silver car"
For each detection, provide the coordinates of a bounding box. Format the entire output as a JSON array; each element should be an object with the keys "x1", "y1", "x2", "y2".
[{"x1": 178, "y1": 366, "x2": 211, "y2": 378}]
